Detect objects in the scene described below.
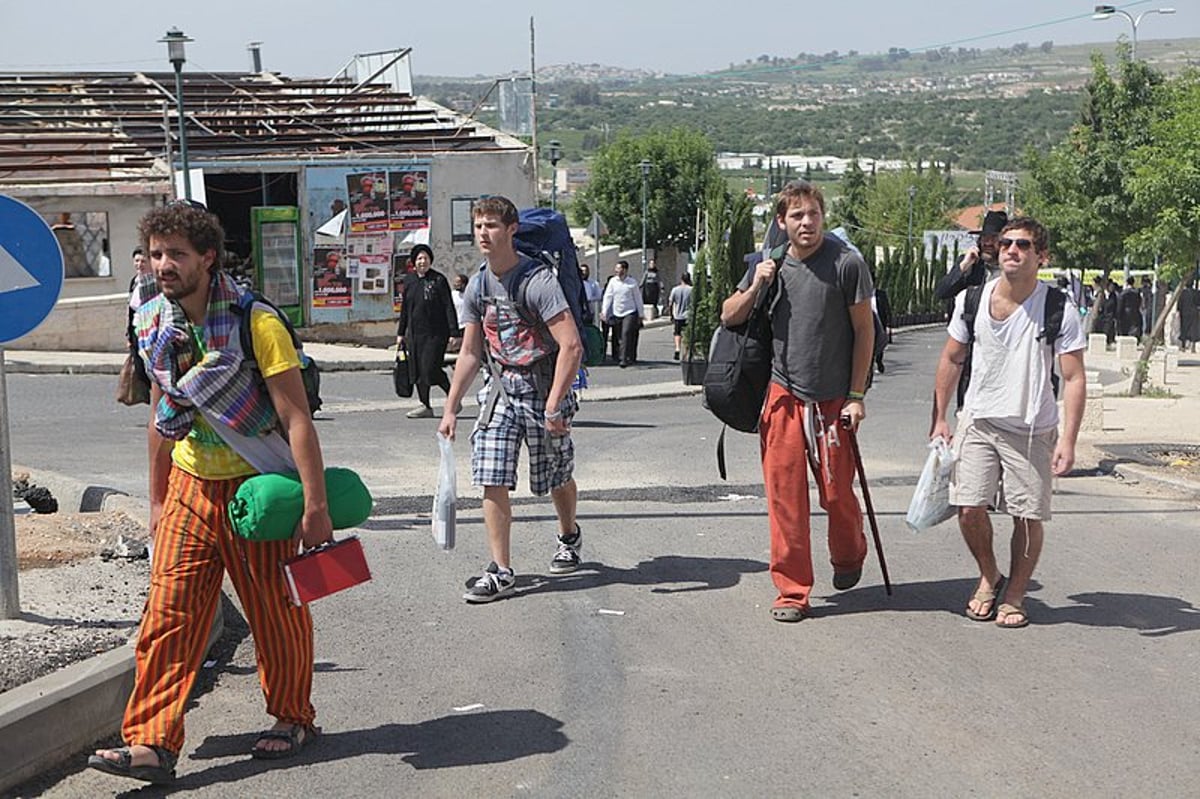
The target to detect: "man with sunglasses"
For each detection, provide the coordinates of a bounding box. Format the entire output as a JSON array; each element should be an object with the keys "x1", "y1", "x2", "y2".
[{"x1": 931, "y1": 217, "x2": 1086, "y2": 629}]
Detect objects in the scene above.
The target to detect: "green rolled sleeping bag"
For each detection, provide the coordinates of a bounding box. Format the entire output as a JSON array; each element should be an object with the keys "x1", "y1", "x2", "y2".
[{"x1": 228, "y1": 467, "x2": 372, "y2": 541}]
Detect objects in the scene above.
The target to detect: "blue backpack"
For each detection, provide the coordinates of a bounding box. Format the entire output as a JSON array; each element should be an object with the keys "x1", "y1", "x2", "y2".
[{"x1": 485, "y1": 207, "x2": 603, "y2": 366}]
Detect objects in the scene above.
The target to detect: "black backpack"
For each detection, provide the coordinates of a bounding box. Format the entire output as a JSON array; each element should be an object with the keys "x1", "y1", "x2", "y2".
[
  {"x1": 702, "y1": 237, "x2": 787, "y2": 480},
  {"x1": 961, "y1": 283, "x2": 1067, "y2": 396},
  {"x1": 235, "y1": 291, "x2": 323, "y2": 416}
]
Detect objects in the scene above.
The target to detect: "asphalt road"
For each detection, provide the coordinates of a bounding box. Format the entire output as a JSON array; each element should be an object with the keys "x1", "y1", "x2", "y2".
[{"x1": 7, "y1": 326, "x2": 1200, "y2": 797}]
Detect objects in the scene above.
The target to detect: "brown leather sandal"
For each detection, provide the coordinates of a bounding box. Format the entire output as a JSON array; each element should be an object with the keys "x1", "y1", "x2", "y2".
[{"x1": 965, "y1": 576, "x2": 1006, "y2": 621}]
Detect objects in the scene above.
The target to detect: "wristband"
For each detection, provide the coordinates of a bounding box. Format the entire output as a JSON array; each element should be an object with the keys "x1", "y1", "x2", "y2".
[
  {"x1": 847, "y1": 391, "x2": 865, "y2": 401},
  {"x1": 545, "y1": 409, "x2": 563, "y2": 422}
]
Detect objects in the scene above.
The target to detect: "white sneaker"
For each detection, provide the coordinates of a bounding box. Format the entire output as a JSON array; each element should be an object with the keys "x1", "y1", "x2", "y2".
[{"x1": 406, "y1": 405, "x2": 434, "y2": 419}]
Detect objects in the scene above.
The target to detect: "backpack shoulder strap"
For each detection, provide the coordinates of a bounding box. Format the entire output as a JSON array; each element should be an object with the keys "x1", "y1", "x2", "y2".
[
  {"x1": 235, "y1": 291, "x2": 304, "y2": 367},
  {"x1": 512, "y1": 257, "x2": 550, "y2": 327},
  {"x1": 1041, "y1": 287, "x2": 1067, "y2": 347},
  {"x1": 962, "y1": 284, "x2": 985, "y2": 345}
]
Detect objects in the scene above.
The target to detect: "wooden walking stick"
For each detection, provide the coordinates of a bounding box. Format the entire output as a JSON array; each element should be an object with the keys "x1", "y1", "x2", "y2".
[{"x1": 841, "y1": 418, "x2": 893, "y2": 596}]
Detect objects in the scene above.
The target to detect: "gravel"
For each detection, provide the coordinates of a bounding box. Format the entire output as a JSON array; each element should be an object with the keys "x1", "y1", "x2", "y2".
[{"x1": 0, "y1": 511, "x2": 150, "y2": 695}]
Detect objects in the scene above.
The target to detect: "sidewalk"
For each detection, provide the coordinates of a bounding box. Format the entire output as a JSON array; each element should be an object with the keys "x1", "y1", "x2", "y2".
[
  {"x1": 1076, "y1": 346, "x2": 1200, "y2": 498},
  {"x1": 2, "y1": 316, "x2": 676, "y2": 375}
]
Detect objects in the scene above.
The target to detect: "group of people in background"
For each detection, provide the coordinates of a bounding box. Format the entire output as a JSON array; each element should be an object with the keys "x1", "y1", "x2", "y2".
[{"x1": 1087, "y1": 273, "x2": 1200, "y2": 348}]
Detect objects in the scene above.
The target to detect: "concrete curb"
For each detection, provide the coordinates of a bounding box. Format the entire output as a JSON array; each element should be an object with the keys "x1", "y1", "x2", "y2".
[
  {"x1": 0, "y1": 605, "x2": 224, "y2": 795},
  {"x1": 14, "y1": 464, "x2": 148, "y2": 516},
  {"x1": 4, "y1": 360, "x2": 125, "y2": 375},
  {"x1": 0, "y1": 641, "x2": 135, "y2": 793},
  {"x1": 1104, "y1": 461, "x2": 1200, "y2": 500}
]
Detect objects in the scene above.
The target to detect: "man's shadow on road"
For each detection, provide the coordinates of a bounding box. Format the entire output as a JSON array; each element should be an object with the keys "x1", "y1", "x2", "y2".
[
  {"x1": 471, "y1": 554, "x2": 768, "y2": 598},
  {"x1": 819, "y1": 577, "x2": 1200, "y2": 636},
  {"x1": 113, "y1": 709, "x2": 567, "y2": 796}
]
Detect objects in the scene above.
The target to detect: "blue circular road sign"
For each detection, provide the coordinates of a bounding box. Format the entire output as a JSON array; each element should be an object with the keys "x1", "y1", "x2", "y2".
[{"x1": 0, "y1": 195, "x2": 65, "y2": 343}]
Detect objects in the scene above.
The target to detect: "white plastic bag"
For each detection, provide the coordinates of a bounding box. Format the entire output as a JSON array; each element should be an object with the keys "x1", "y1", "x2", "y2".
[
  {"x1": 432, "y1": 432, "x2": 457, "y2": 550},
  {"x1": 905, "y1": 437, "x2": 957, "y2": 532}
]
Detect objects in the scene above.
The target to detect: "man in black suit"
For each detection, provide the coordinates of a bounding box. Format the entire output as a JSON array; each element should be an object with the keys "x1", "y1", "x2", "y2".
[{"x1": 935, "y1": 210, "x2": 1007, "y2": 408}]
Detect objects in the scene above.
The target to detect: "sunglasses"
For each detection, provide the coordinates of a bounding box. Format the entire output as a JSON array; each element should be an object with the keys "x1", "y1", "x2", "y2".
[{"x1": 998, "y1": 237, "x2": 1034, "y2": 251}]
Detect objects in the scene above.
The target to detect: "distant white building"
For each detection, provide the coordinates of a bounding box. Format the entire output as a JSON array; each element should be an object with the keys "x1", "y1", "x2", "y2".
[{"x1": 716, "y1": 152, "x2": 905, "y2": 175}]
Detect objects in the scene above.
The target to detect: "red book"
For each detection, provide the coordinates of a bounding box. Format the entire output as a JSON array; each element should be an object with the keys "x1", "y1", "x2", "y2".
[{"x1": 282, "y1": 537, "x2": 371, "y2": 606}]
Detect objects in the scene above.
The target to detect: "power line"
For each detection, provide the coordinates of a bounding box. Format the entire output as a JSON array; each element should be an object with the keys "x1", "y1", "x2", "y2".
[{"x1": 699, "y1": 1, "x2": 1161, "y2": 80}]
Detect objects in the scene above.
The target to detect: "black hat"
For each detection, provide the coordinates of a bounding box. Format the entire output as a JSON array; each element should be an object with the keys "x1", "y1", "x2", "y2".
[
  {"x1": 970, "y1": 210, "x2": 1008, "y2": 236},
  {"x1": 409, "y1": 244, "x2": 434, "y2": 264}
]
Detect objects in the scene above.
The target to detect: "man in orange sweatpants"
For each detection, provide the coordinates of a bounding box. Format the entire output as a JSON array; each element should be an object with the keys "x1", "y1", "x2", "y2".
[
  {"x1": 722, "y1": 180, "x2": 876, "y2": 622},
  {"x1": 89, "y1": 201, "x2": 333, "y2": 785}
]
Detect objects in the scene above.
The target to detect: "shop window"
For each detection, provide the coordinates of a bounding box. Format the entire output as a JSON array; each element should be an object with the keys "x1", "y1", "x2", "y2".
[
  {"x1": 451, "y1": 197, "x2": 476, "y2": 244},
  {"x1": 48, "y1": 211, "x2": 112, "y2": 278}
]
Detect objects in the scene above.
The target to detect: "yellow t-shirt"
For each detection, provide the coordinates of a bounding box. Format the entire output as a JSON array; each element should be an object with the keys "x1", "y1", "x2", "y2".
[{"x1": 171, "y1": 310, "x2": 301, "y2": 479}]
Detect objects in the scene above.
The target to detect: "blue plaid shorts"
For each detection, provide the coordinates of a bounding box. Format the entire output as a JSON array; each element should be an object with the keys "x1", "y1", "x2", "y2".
[{"x1": 471, "y1": 378, "x2": 578, "y2": 495}]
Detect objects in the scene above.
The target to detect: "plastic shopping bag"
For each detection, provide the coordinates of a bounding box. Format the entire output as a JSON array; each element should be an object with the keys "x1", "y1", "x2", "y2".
[
  {"x1": 432, "y1": 432, "x2": 457, "y2": 550},
  {"x1": 905, "y1": 437, "x2": 957, "y2": 532}
]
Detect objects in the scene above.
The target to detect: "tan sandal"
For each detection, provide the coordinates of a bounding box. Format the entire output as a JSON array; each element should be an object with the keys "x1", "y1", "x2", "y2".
[
  {"x1": 995, "y1": 602, "x2": 1029, "y2": 629},
  {"x1": 965, "y1": 576, "x2": 1006, "y2": 621}
]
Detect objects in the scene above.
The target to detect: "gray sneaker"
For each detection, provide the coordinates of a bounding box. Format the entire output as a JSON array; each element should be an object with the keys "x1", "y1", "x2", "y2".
[
  {"x1": 549, "y1": 525, "x2": 583, "y2": 574},
  {"x1": 406, "y1": 405, "x2": 434, "y2": 419}
]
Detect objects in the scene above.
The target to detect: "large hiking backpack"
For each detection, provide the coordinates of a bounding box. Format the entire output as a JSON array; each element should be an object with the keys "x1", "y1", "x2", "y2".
[
  {"x1": 509, "y1": 207, "x2": 604, "y2": 366},
  {"x1": 960, "y1": 282, "x2": 1068, "y2": 397},
  {"x1": 235, "y1": 291, "x2": 323, "y2": 416}
]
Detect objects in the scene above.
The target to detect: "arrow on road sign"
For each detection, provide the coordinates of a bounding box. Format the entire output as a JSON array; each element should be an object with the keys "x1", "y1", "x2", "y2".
[{"x1": 0, "y1": 243, "x2": 39, "y2": 294}]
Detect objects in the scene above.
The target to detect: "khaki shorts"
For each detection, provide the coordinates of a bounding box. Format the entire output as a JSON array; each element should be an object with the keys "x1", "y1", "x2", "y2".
[{"x1": 949, "y1": 415, "x2": 1057, "y2": 521}]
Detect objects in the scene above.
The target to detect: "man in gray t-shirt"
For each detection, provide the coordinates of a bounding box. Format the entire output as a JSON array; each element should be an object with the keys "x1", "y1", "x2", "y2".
[
  {"x1": 722, "y1": 180, "x2": 876, "y2": 623},
  {"x1": 439, "y1": 196, "x2": 586, "y2": 604},
  {"x1": 668, "y1": 271, "x2": 693, "y2": 360}
]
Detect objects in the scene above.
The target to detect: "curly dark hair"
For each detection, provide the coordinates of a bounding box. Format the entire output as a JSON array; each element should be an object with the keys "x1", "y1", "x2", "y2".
[{"x1": 138, "y1": 201, "x2": 226, "y2": 269}]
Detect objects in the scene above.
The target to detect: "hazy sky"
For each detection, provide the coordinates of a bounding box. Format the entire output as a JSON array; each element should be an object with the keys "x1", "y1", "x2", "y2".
[{"x1": 2, "y1": 1, "x2": 1195, "y2": 79}]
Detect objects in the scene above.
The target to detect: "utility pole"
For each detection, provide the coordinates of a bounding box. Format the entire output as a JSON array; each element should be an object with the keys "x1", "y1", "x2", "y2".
[{"x1": 529, "y1": 17, "x2": 539, "y2": 203}]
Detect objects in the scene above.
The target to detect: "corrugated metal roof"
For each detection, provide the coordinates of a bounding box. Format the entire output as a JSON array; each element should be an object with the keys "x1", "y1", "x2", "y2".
[{"x1": 0, "y1": 70, "x2": 517, "y2": 185}]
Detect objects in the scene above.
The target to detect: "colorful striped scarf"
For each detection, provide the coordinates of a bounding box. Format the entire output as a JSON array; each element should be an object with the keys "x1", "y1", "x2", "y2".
[{"x1": 134, "y1": 271, "x2": 279, "y2": 441}]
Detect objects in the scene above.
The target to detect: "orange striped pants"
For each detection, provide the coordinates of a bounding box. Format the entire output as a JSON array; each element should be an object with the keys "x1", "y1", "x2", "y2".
[{"x1": 123, "y1": 467, "x2": 315, "y2": 754}]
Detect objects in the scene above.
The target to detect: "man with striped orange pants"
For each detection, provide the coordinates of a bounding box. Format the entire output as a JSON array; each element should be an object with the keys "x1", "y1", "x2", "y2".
[{"x1": 88, "y1": 201, "x2": 332, "y2": 785}]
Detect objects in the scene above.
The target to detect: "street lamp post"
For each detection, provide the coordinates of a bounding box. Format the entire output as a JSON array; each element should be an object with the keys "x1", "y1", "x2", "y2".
[
  {"x1": 547, "y1": 140, "x2": 562, "y2": 212},
  {"x1": 639, "y1": 159, "x2": 652, "y2": 275},
  {"x1": 1092, "y1": 5, "x2": 1176, "y2": 61},
  {"x1": 160, "y1": 28, "x2": 193, "y2": 200}
]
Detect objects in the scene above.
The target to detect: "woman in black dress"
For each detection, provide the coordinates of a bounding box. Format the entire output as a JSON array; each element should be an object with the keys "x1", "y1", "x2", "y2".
[{"x1": 396, "y1": 244, "x2": 459, "y2": 418}]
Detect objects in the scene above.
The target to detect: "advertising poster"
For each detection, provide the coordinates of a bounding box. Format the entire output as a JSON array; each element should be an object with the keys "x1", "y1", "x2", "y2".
[
  {"x1": 347, "y1": 171, "x2": 389, "y2": 233},
  {"x1": 348, "y1": 234, "x2": 393, "y2": 295},
  {"x1": 312, "y1": 246, "x2": 351, "y2": 308},
  {"x1": 388, "y1": 167, "x2": 430, "y2": 230}
]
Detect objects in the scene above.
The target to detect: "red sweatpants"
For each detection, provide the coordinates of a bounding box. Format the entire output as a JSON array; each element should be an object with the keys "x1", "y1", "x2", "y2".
[
  {"x1": 122, "y1": 467, "x2": 316, "y2": 754},
  {"x1": 760, "y1": 382, "x2": 867, "y2": 610}
]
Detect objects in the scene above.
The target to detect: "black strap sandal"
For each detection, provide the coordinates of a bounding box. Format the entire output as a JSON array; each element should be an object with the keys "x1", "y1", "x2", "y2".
[
  {"x1": 87, "y1": 745, "x2": 177, "y2": 784},
  {"x1": 251, "y1": 724, "x2": 320, "y2": 760}
]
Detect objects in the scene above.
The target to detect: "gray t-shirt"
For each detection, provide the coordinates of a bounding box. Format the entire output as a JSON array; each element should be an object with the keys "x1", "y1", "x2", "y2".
[
  {"x1": 461, "y1": 256, "x2": 569, "y2": 368},
  {"x1": 669, "y1": 284, "x2": 692, "y2": 320},
  {"x1": 738, "y1": 235, "x2": 874, "y2": 401}
]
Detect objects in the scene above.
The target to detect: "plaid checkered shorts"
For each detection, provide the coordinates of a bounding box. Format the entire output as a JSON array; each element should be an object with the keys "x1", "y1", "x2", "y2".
[{"x1": 471, "y1": 376, "x2": 578, "y2": 495}]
